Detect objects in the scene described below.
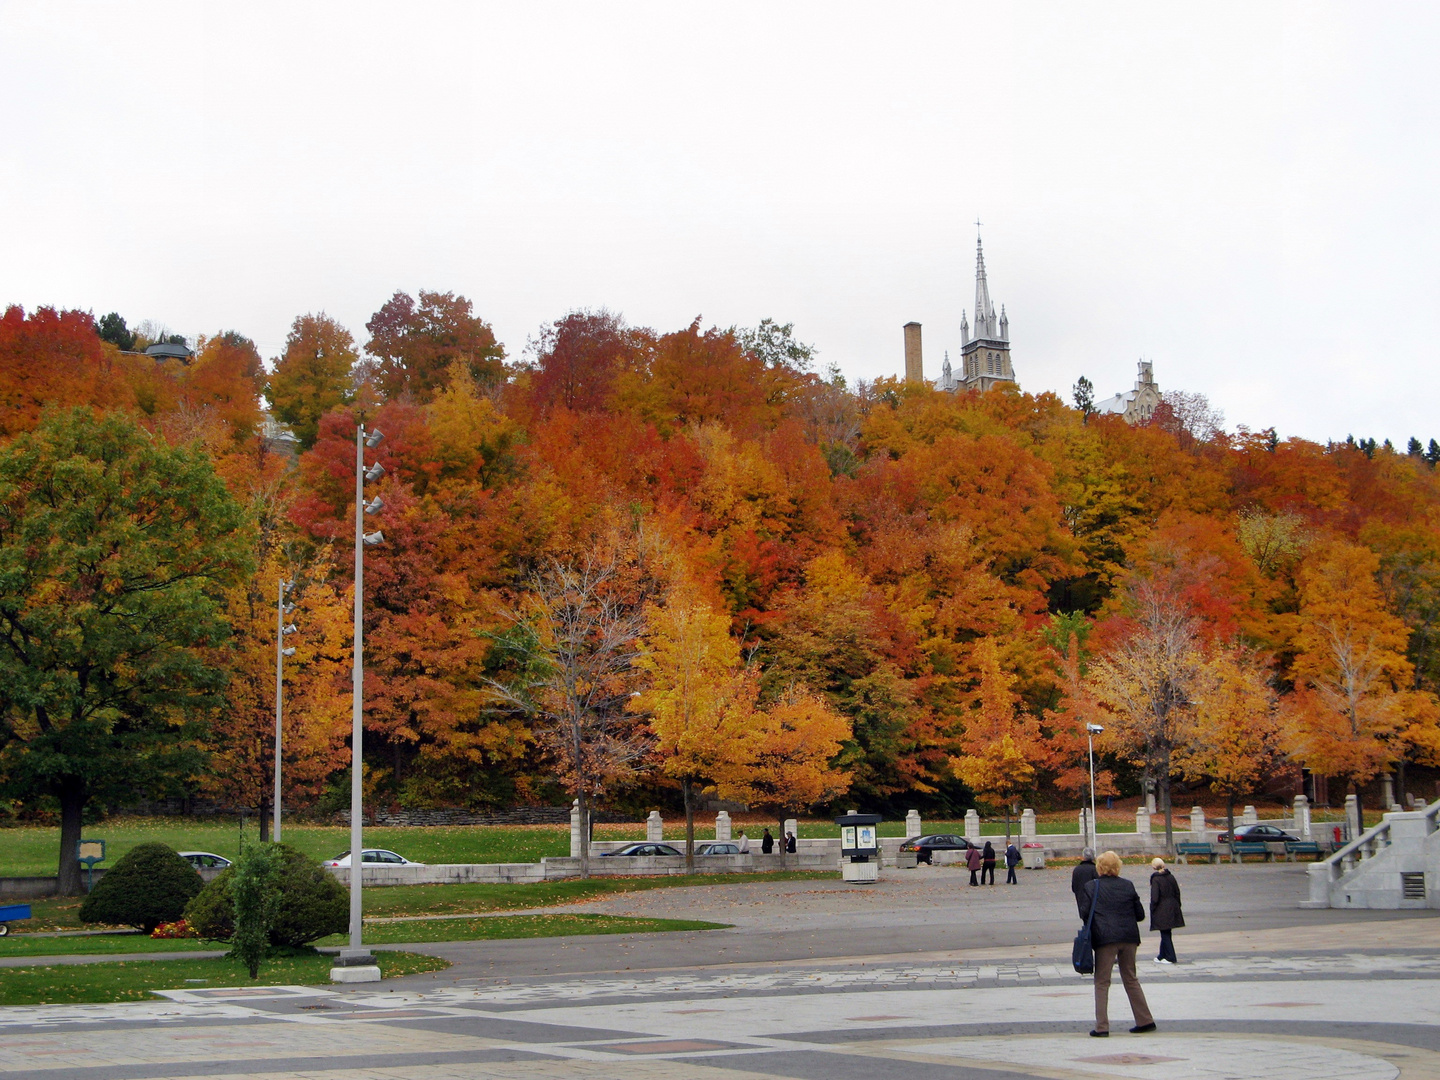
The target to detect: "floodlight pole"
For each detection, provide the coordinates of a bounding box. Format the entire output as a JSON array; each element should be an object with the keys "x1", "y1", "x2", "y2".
[
  {"x1": 347, "y1": 424, "x2": 366, "y2": 954},
  {"x1": 1087, "y1": 729, "x2": 1099, "y2": 853}
]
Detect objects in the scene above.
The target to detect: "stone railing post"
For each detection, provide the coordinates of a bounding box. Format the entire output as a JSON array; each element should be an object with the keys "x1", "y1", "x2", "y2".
[
  {"x1": 1242, "y1": 805, "x2": 1258, "y2": 825},
  {"x1": 715, "y1": 810, "x2": 732, "y2": 841},
  {"x1": 1020, "y1": 808, "x2": 1036, "y2": 839},
  {"x1": 1344, "y1": 794, "x2": 1360, "y2": 841},
  {"x1": 905, "y1": 809, "x2": 922, "y2": 839},
  {"x1": 646, "y1": 810, "x2": 664, "y2": 842},
  {"x1": 570, "y1": 799, "x2": 582, "y2": 858},
  {"x1": 1293, "y1": 794, "x2": 1311, "y2": 840},
  {"x1": 1078, "y1": 808, "x2": 1090, "y2": 843},
  {"x1": 1135, "y1": 806, "x2": 1151, "y2": 834},
  {"x1": 964, "y1": 809, "x2": 980, "y2": 843},
  {"x1": 1189, "y1": 806, "x2": 1207, "y2": 838}
]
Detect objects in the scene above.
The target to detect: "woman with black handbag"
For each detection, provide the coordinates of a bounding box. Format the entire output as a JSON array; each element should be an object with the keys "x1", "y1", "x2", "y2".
[{"x1": 1078, "y1": 851, "x2": 1155, "y2": 1038}]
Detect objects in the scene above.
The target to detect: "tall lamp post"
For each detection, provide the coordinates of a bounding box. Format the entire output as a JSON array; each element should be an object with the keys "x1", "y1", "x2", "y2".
[
  {"x1": 1086, "y1": 723, "x2": 1104, "y2": 853},
  {"x1": 273, "y1": 579, "x2": 297, "y2": 842},
  {"x1": 331, "y1": 424, "x2": 385, "y2": 985}
]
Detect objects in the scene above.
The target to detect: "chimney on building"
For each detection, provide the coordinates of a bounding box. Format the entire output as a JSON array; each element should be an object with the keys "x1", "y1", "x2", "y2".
[{"x1": 903, "y1": 322, "x2": 923, "y2": 384}]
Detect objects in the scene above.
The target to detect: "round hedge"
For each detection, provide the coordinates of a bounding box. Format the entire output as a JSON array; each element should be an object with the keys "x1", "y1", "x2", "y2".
[
  {"x1": 185, "y1": 843, "x2": 348, "y2": 947},
  {"x1": 78, "y1": 842, "x2": 203, "y2": 933}
]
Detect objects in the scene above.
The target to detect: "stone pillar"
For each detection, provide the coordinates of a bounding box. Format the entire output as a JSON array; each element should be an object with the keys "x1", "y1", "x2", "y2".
[
  {"x1": 646, "y1": 810, "x2": 664, "y2": 842},
  {"x1": 964, "y1": 809, "x2": 981, "y2": 843},
  {"x1": 905, "y1": 809, "x2": 922, "y2": 839},
  {"x1": 783, "y1": 818, "x2": 798, "y2": 843},
  {"x1": 1078, "y1": 808, "x2": 1090, "y2": 843},
  {"x1": 715, "y1": 810, "x2": 732, "y2": 842},
  {"x1": 1344, "y1": 794, "x2": 1360, "y2": 840},
  {"x1": 1135, "y1": 806, "x2": 1151, "y2": 834},
  {"x1": 570, "y1": 799, "x2": 582, "y2": 858},
  {"x1": 1146, "y1": 790, "x2": 1157, "y2": 815},
  {"x1": 1020, "y1": 808, "x2": 1036, "y2": 839},
  {"x1": 1293, "y1": 794, "x2": 1311, "y2": 840},
  {"x1": 1381, "y1": 773, "x2": 1400, "y2": 811},
  {"x1": 1189, "y1": 806, "x2": 1207, "y2": 838},
  {"x1": 1242, "y1": 805, "x2": 1258, "y2": 825}
]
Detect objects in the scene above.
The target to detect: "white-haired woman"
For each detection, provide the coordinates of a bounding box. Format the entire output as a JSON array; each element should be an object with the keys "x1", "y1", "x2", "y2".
[
  {"x1": 1078, "y1": 851, "x2": 1155, "y2": 1037},
  {"x1": 1149, "y1": 857, "x2": 1184, "y2": 964}
]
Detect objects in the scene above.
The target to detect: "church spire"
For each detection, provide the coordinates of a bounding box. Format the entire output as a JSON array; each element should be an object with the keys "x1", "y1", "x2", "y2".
[{"x1": 974, "y1": 231, "x2": 996, "y2": 338}]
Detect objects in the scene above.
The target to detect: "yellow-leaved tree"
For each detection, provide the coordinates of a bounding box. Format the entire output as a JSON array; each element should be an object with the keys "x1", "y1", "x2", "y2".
[
  {"x1": 746, "y1": 683, "x2": 852, "y2": 861},
  {"x1": 948, "y1": 638, "x2": 1043, "y2": 841},
  {"x1": 1174, "y1": 648, "x2": 1279, "y2": 844},
  {"x1": 634, "y1": 589, "x2": 758, "y2": 870},
  {"x1": 1283, "y1": 540, "x2": 1436, "y2": 830}
]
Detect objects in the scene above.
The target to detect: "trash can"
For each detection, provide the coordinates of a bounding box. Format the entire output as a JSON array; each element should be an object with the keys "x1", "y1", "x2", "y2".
[{"x1": 1021, "y1": 842, "x2": 1046, "y2": 869}]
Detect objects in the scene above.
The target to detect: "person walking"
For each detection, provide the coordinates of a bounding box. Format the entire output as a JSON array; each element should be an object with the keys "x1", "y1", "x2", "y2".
[
  {"x1": 966, "y1": 842, "x2": 982, "y2": 886},
  {"x1": 981, "y1": 841, "x2": 997, "y2": 885},
  {"x1": 737, "y1": 832, "x2": 750, "y2": 854},
  {"x1": 761, "y1": 828, "x2": 774, "y2": 854},
  {"x1": 1071, "y1": 847, "x2": 1098, "y2": 917},
  {"x1": 1079, "y1": 851, "x2": 1155, "y2": 1038},
  {"x1": 785, "y1": 831, "x2": 797, "y2": 853},
  {"x1": 1005, "y1": 841, "x2": 1021, "y2": 884},
  {"x1": 1149, "y1": 857, "x2": 1183, "y2": 964}
]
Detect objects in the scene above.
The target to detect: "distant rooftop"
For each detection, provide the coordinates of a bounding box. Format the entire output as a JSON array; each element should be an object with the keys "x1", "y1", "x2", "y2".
[{"x1": 144, "y1": 342, "x2": 193, "y2": 362}]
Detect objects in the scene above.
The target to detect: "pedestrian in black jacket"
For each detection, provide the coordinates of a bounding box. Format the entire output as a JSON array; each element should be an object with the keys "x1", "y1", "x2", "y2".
[
  {"x1": 981, "y1": 841, "x2": 997, "y2": 885},
  {"x1": 1004, "y1": 842, "x2": 1021, "y2": 884},
  {"x1": 1149, "y1": 858, "x2": 1184, "y2": 964},
  {"x1": 761, "y1": 828, "x2": 774, "y2": 854},
  {"x1": 1079, "y1": 851, "x2": 1155, "y2": 1037},
  {"x1": 1071, "y1": 848, "x2": 1098, "y2": 917}
]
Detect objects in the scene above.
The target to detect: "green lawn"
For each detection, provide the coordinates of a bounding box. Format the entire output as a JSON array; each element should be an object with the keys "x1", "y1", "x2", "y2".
[
  {"x1": 0, "y1": 950, "x2": 447, "y2": 1006},
  {"x1": 323, "y1": 913, "x2": 725, "y2": 945}
]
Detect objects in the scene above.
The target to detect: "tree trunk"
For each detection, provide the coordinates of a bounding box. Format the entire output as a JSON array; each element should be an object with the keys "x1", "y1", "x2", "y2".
[
  {"x1": 577, "y1": 788, "x2": 590, "y2": 879},
  {"x1": 1161, "y1": 772, "x2": 1175, "y2": 856},
  {"x1": 57, "y1": 777, "x2": 86, "y2": 896},
  {"x1": 1226, "y1": 792, "x2": 1235, "y2": 852},
  {"x1": 1396, "y1": 760, "x2": 1408, "y2": 808},
  {"x1": 1004, "y1": 803, "x2": 1012, "y2": 844},
  {"x1": 683, "y1": 778, "x2": 695, "y2": 875},
  {"x1": 259, "y1": 793, "x2": 270, "y2": 843},
  {"x1": 1353, "y1": 779, "x2": 1364, "y2": 836}
]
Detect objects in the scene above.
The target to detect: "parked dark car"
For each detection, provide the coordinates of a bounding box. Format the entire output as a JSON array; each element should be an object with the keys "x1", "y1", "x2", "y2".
[
  {"x1": 899, "y1": 834, "x2": 974, "y2": 864},
  {"x1": 600, "y1": 842, "x2": 684, "y2": 857},
  {"x1": 1216, "y1": 824, "x2": 1300, "y2": 844}
]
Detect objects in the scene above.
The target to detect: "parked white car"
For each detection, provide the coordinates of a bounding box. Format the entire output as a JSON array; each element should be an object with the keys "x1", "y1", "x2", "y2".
[
  {"x1": 323, "y1": 849, "x2": 424, "y2": 868},
  {"x1": 177, "y1": 851, "x2": 232, "y2": 870}
]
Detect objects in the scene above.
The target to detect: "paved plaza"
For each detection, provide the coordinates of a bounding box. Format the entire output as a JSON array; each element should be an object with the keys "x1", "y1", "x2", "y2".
[{"x1": 3, "y1": 863, "x2": 1437, "y2": 1080}]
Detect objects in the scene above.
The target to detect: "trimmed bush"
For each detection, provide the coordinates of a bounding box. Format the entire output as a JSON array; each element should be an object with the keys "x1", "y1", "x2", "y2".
[
  {"x1": 185, "y1": 843, "x2": 348, "y2": 948},
  {"x1": 78, "y1": 842, "x2": 203, "y2": 933}
]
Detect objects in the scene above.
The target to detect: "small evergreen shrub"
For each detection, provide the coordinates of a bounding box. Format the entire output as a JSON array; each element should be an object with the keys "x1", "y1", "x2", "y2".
[
  {"x1": 230, "y1": 844, "x2": 281, "y2": 978},
  {"x1": 185, "y1": 843, "x2": 348, "y2": 948},
  {"x1": 78, "y1": 842, "x2": 203, "y2": 933}
]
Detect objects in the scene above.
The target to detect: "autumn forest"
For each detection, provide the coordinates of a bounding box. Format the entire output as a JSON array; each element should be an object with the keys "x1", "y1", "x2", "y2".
[{"x1": 3, "y1": 293, "x2": 1439, "y2": 867}]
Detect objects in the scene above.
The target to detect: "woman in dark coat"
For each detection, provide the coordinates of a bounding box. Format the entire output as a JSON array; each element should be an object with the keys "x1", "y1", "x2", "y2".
[
  {"x1": 1149, "y1": 857, "x2": 1184, "y2": 964},
  {"x1": 981, "y1": 841, "x2": 997, "y2": 885},
  {"x1": 1079, "y1": 851, "x2": 1155, "y2": 1037}
]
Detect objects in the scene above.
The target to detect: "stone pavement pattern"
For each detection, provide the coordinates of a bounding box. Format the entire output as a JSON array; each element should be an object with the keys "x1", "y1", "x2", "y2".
[{"x1": 2, "y1": 864, "x2": 1437, "y2": 1079}]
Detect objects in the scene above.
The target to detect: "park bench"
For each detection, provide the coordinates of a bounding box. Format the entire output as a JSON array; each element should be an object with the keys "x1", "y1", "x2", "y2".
[
  {"x1": 1284, "y1": 840, "x2": 1324, "y2": 861},
  {"x1": 1229, "y1": 841, "x2": 1273, "y2": 863},
  {"x1": 1175, "y1": 842, "x2": 1219, "y2": 864}
]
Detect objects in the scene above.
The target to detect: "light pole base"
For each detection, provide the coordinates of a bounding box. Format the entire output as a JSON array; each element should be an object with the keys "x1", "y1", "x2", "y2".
[{"x1": 330, "y1": 949, "x2": 381, "y2": 983}]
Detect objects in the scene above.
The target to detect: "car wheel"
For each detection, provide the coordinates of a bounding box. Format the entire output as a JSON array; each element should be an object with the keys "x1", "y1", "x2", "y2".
[{"x1": 0, "y1": 923, "x2": 8, "y2": 937}]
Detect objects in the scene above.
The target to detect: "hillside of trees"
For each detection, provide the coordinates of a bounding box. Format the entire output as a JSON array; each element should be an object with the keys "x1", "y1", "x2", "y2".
[{"x1": 3, "y1": 296, "x2": 1439, "y2": 851}]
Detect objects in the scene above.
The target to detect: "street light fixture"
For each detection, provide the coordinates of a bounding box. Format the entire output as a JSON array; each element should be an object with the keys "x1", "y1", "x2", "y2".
[
  {"x1": 1086, "y1": 723, "x2": 1104, "y2": 853},
  {"x1": 332, "y1": 425, "x2": 385, "y2": 985},
  {"x1": 274, "y1": 579, "x2": 297, "y2": 842}
]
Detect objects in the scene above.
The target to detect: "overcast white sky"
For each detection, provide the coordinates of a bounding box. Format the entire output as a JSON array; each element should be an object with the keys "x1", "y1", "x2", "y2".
[{"x1": 3, "y1": 3, "x2": 1437, "y2": 444}]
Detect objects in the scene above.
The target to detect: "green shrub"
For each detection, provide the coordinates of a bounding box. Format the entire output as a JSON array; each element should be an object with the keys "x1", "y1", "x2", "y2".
[
  {"x1": 230, "y1": 844, "x2": 281, "y2": 979},
  {"x1": 78, "y1": 842, "x2": 203, "y2": 933},
  {"x1": 185, "y1": 843, "x2": 348, "y2": 948}
]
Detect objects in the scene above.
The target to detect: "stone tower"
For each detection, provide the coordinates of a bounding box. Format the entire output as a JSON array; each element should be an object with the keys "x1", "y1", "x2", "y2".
[
  {"x1": 903, "y1": 322, "x2": 924, "y2": 384},
  {"x1": 954, "y1": 232, "x2": 1014, "y2": 393}
]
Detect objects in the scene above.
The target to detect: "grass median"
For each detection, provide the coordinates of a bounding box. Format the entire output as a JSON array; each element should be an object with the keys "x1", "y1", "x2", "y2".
[{"x1": 0, "y1": 950, "x2": 449, "y2": 1007}]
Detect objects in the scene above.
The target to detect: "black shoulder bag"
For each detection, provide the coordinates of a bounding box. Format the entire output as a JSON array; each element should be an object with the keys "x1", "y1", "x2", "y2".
[{"x1": 1072, "y1": 877, "x2": 1101, "y2": 975}]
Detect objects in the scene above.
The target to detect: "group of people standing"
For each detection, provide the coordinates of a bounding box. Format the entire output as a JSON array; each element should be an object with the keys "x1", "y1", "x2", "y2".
[
  {"x1": 1070, "y1": 848, "x2": 1185, "y2": 1037},
  {"x1": 965, "y1": 840, "x2": 1023, "y2": 885}
]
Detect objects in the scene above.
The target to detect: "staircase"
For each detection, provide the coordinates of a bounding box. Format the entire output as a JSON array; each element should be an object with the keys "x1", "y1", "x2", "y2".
[{"x1": 1302, "y1": 798, "x2": 1440, "y2": 909}]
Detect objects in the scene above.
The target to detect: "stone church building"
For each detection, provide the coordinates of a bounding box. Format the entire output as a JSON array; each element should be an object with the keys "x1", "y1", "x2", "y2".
[
  {"x1": 1095, "y1": 360, "x2": 1161, "y2": 424},
  {"x1": 903, "y1": 232, "x2": 1016, "y2": 394}
]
